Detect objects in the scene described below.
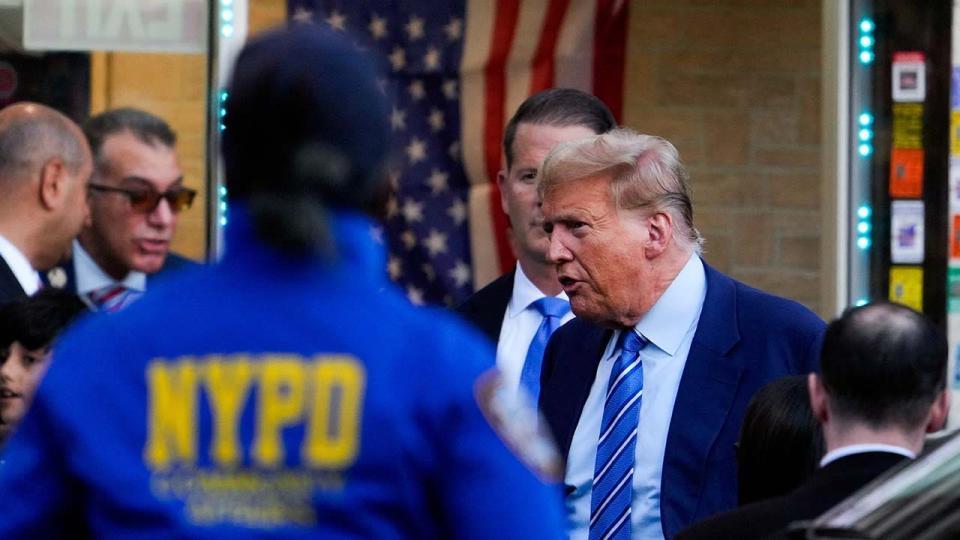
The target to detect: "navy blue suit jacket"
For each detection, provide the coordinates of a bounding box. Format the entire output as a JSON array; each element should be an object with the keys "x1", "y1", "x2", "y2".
[
  {"x1": 454, "y1": 270, "x2": 514, "y2": 344},
  {"x1": 539, "y1": 262, "x2": 825, "y2": 539}
]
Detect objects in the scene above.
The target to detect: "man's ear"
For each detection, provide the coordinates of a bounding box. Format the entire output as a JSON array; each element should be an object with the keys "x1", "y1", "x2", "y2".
[
  {"x1": 38, "y1": 157, "x2": 66, "y2": 211},
  {"x1": 925, "y1": 389, "x2": 951, "y2": 433},
  {"x1": 497, "y1": 169, "x2": 509, "y2": 216},
  {"x1": 643, "y1": 211, "x2": 674, "y2": 257},
  {"x1": 808, "y1": 373, "x2": 829, "y2": 424}
]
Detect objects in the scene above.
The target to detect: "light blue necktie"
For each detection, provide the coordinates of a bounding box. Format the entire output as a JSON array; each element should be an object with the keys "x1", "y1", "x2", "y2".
[
  {"x1": 519, "y1": 297, "x2": 570, "y2": 403},
  {"x1": 589, "y1": 329, "x2": 648, "y2": 540}
]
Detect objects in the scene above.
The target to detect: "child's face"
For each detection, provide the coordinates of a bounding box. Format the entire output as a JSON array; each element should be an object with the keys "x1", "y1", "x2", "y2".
[{"x1": 0, "y1": 342, "x2": 51, "y2": 441}]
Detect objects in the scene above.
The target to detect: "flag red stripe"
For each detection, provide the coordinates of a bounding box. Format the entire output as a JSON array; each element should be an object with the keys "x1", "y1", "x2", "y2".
[
  {"x1": 592, "y1": 0, "x2": 628, "y2": 122},
  {"x1": 529, "y1": 0, "x2": 571, "y2": 92},
  {"x1": 483, "y1": 0, "x2": 522, "y2": 274}
]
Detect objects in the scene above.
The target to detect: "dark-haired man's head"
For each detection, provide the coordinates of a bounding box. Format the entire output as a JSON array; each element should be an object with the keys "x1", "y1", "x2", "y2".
[
  {"x1": 497, "y1": 88, "x2": 615, "y2": 291},
  {"x1": 0, "y1": 289, "x2": 86, "y2": 443},
  {"x1": 79, "y1": 108, "x2": 194, "y2": 280},
  {"x1": 809, "y1": 301, "x2": 949, "y2": 455}
]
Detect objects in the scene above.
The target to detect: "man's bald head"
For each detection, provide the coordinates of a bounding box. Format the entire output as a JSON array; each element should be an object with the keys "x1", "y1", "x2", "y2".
[{"x1": 0, "y1": 103, "x2": 89, "y2": 193}]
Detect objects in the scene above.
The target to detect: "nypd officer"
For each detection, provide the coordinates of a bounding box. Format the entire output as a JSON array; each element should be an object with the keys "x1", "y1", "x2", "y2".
[{"x1": 0, "y1": 25, "x2": 565, "y2": 539}]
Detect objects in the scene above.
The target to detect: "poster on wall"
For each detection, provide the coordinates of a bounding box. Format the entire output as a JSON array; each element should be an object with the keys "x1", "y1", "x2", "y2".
[
  {"x1": 892, "y1": 52, "x2": 926, "y2": 102},
  {"x1": 889, "y1": 266, "x2": 924, "y2": 311},
  {"x1": 889, "y1": 148, "x2": 925, "y2": 197},
  {"x1": 890, "y1": 200, "x2": 925, "y2": 264}
]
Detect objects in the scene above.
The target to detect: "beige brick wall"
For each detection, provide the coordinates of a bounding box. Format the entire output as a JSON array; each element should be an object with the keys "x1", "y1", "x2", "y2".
[{"x1": 623, "y1": 0, "x2": 824, "y2": 315}]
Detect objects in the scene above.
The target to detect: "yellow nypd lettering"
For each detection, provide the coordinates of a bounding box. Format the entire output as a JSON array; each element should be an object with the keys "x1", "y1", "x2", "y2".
[
  {"x1": 204, "y1": 357, "x2": 256, "y2": 467},
  {"x1": 251, "y1": 356, "x2": 307, "y2": 467},
  {"x1": 302, "y1": 357, "x2": 365, "y2": 468},
  {"x1": 145, "y1": 358, "x2": 199, "y2": 470},
  {"x1": 143, "y1": 354, "x2": 365, "y2": 471}
]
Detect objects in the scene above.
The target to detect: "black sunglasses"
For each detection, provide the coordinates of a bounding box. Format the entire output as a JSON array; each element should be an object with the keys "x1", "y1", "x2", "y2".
[{"x1": 88, "y1": 184, "x2": 197, "y2": 213}]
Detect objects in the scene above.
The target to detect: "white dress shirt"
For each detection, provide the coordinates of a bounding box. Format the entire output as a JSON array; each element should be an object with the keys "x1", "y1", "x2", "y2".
[
  {"x1": 820, "y1": 444, "x2": 915, "y2": 467},
  {"x1": 565, "y1": 254, "x2": 706, "y2": 540},
  {"x1": 495, "y1": 262, "x2": 574, "y2": 402},
  {"x1": 0, "y1": 233, "x2": 40, "y2": 295},
  {"x1": 73, "y1": 240, "x2": 146, "y2": 300}
]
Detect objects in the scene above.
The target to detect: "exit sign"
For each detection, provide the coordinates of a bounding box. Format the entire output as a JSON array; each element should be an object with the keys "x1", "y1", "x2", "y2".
[{"x1": 24, "y1": 0, "x2": 207, "y2": 53}]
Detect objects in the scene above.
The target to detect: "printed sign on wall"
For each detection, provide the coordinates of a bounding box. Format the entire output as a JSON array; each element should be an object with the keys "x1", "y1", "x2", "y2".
[
  {"x1": 889, "y1": 266, "x2": 924, "y2": 311},
  {"x1": 890, "y1": 200, "x2": 925, "y2": 264}
]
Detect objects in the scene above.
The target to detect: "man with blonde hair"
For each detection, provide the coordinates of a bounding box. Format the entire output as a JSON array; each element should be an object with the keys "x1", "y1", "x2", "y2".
[{"x1": 538, "y1": 128, "x2": 825, "y2": 539}]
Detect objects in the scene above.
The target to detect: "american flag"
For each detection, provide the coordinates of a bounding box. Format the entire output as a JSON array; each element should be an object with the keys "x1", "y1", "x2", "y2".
[{"x1": 287, "y1": 0, "x2": 627, "y2": 306}]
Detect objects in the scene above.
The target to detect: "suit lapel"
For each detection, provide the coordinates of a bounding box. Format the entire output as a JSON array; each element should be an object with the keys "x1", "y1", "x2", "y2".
[
  {"x1": 661, "y1": 263, "x2": 743, "y2": 537},
  {"x1": 541, "y1": 321, "x2": 613, "y2": 459},
  {"x1": 0, "y1": 255, "x2": 25, "y2": 304}
]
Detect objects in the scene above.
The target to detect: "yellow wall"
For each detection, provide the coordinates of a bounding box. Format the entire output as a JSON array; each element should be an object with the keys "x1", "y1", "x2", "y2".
[{"x1": 87, "y1": 0, "x2": 288, "y2": 261}]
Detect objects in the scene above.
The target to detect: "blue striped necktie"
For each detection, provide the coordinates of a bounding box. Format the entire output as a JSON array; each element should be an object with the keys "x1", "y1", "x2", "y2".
[
  {"x1": 589, "y1": 329, "x2": 648, "y2": 540},
  {"x1": 519, "y1": 297, "x2": 570, "y2": 403}
]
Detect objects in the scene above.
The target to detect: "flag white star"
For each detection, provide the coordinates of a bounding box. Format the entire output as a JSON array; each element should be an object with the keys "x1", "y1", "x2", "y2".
[
  {"x1": 423, "y1": 47, "x2": 441, "y2": 71},
  {"x1": 427, "y1": 168, "x2": 449, "y2": 194},
  {"x1": 408, "y1": 79, "x2": 426, "y2": 101},
  {"x1": 448, "y1": 140, "x2": 461, "y2": 161},
  {"x1": 385, "y1": 196, "x2": 398, "y2": 218},
  {"x1": 448, "y1": 198, "x2": 467, "y2": 225},
  {"x1": 442, "y1": 79, "x2": 458, "y2": 100},
  {"x1": 450, "y1": 260, "x2": 471, "y2": 288},
  {"x1": 443, "y1": 17, "x2": 463, "y2": 41},
  {"x1": 401, "y1": 199, "x2": 424, "y2": 223},
  {"x1": 292, "y1": 6, "x2": 314, "y2": 23},
  {"x1": 422, "y1": 263, "x2": 436, "y2": 281},
  {"x1": 401, "y1": 230, "x2": 417, "y2": 249},
  {"x1": 376, "y1": 78, "x2": 389, "y2": 95},
  {"x1": 389, "y1": 46, "x2": 406, "y2": 71},
  {"x1": 390, "y1": 107, "x2": 406, "y2": 131},
  {"x1": 424, "y1": 229, "x2": 448, "y2": 256},
  {"x1": 368, "y1": 14, "x2": 388, "y2": 39},
  {"x1": 406, "y1": 137, "x2": 427, "y2": 164},
  {"x1": 325, "y1": 10, "x2": 347, "y2": 31},
  {"x1": 405, "y1": 15, "x2": 425, "y2": 41},
  {"x1": 427, "y1": 108, "x2": 445, "y2": 132},
  {"x1": 387, "y1": 255, "x2": 402, "y2": 280},
  {"x1": 388, "y1": 168, "x2": 401, "y2": 189},
  {"x1": 406, "y1": 285, "x2": 425, "y2": 306}
]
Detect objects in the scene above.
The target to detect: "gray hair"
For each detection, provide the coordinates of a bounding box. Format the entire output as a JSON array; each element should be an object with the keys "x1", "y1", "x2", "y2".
[{"x1": 539, "y1": 128, "x2": 703, "y2": 253}]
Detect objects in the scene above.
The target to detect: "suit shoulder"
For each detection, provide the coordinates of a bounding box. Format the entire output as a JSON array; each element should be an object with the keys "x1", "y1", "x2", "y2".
[
  {"x1": 455, "y1": 271, "x2": 513, "y2": 317},
  {"x1": 731, "y1": 279, "x2": 825, "y2": 334},
  {"x1": 675, "y1": 495, "x2": 791, "y2": 540},
  {"x1": 162, "y1": 252, "x2": 202, "y2": 272}
]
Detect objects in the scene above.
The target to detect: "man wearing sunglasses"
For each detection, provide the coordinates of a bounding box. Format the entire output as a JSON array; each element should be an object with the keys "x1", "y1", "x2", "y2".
[{"x1": 45, "y1": 108, "x2": 198, "y2": 312}]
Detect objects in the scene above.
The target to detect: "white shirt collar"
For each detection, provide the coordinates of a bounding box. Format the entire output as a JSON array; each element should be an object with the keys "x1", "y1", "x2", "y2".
[
  {"x1": 73, "y1": 239, "x2": 146, "y2": 295},
  {"x1": 0, "y1": 233, "x2": 40, "y2": 295},
  {"x1": 634, "y1": 254, "x2": 706, "y2": 356},
  {"x1": 506, "y1": 261, "x2": 568, "y2": 318},
  {"x1": 820, "y1": 443, "x2": 916, "y2": 467}
]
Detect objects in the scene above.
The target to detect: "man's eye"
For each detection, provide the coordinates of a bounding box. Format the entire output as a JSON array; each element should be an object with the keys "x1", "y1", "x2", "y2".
[
  {"x1": 23, "y1": 355, "x2": 38, "y2": 366},
  {"x1": 521, "y1": 172, "x2": 537, "y2": 182},
  {"x1": 127, "y1": 191, "x2": 153, "y2": 203},
  {"x1": 542, "y1": 223, "x2": 554, "y2": 234}
]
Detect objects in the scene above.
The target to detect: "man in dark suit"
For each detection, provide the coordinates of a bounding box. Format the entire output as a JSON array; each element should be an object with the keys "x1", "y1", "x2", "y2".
[
  {"x1": 0, "y1": 103, "x2": 92, "y2": 306},
  {"x1": 676, "y1": 301, "x2": 949, "y2": 540},
  {"x1": 457, "y1": 88, "x2": 615, "y2": 403},
  {"x1": 44, "y1": 108, "x2": 198, "y2": 312},
  {"x1": 537, "y1": 129, "x2": 826, "y2": 539}
]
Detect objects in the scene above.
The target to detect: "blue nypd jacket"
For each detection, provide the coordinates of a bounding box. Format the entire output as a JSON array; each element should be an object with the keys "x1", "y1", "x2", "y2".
[{"x1": 0, "y1": 206, "x2": 566, "y2": 539}]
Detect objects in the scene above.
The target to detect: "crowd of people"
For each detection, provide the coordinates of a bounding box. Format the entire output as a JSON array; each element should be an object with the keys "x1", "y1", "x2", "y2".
[{"x1": 0, "y1": 22, "x2": 949, "y2": 539}]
